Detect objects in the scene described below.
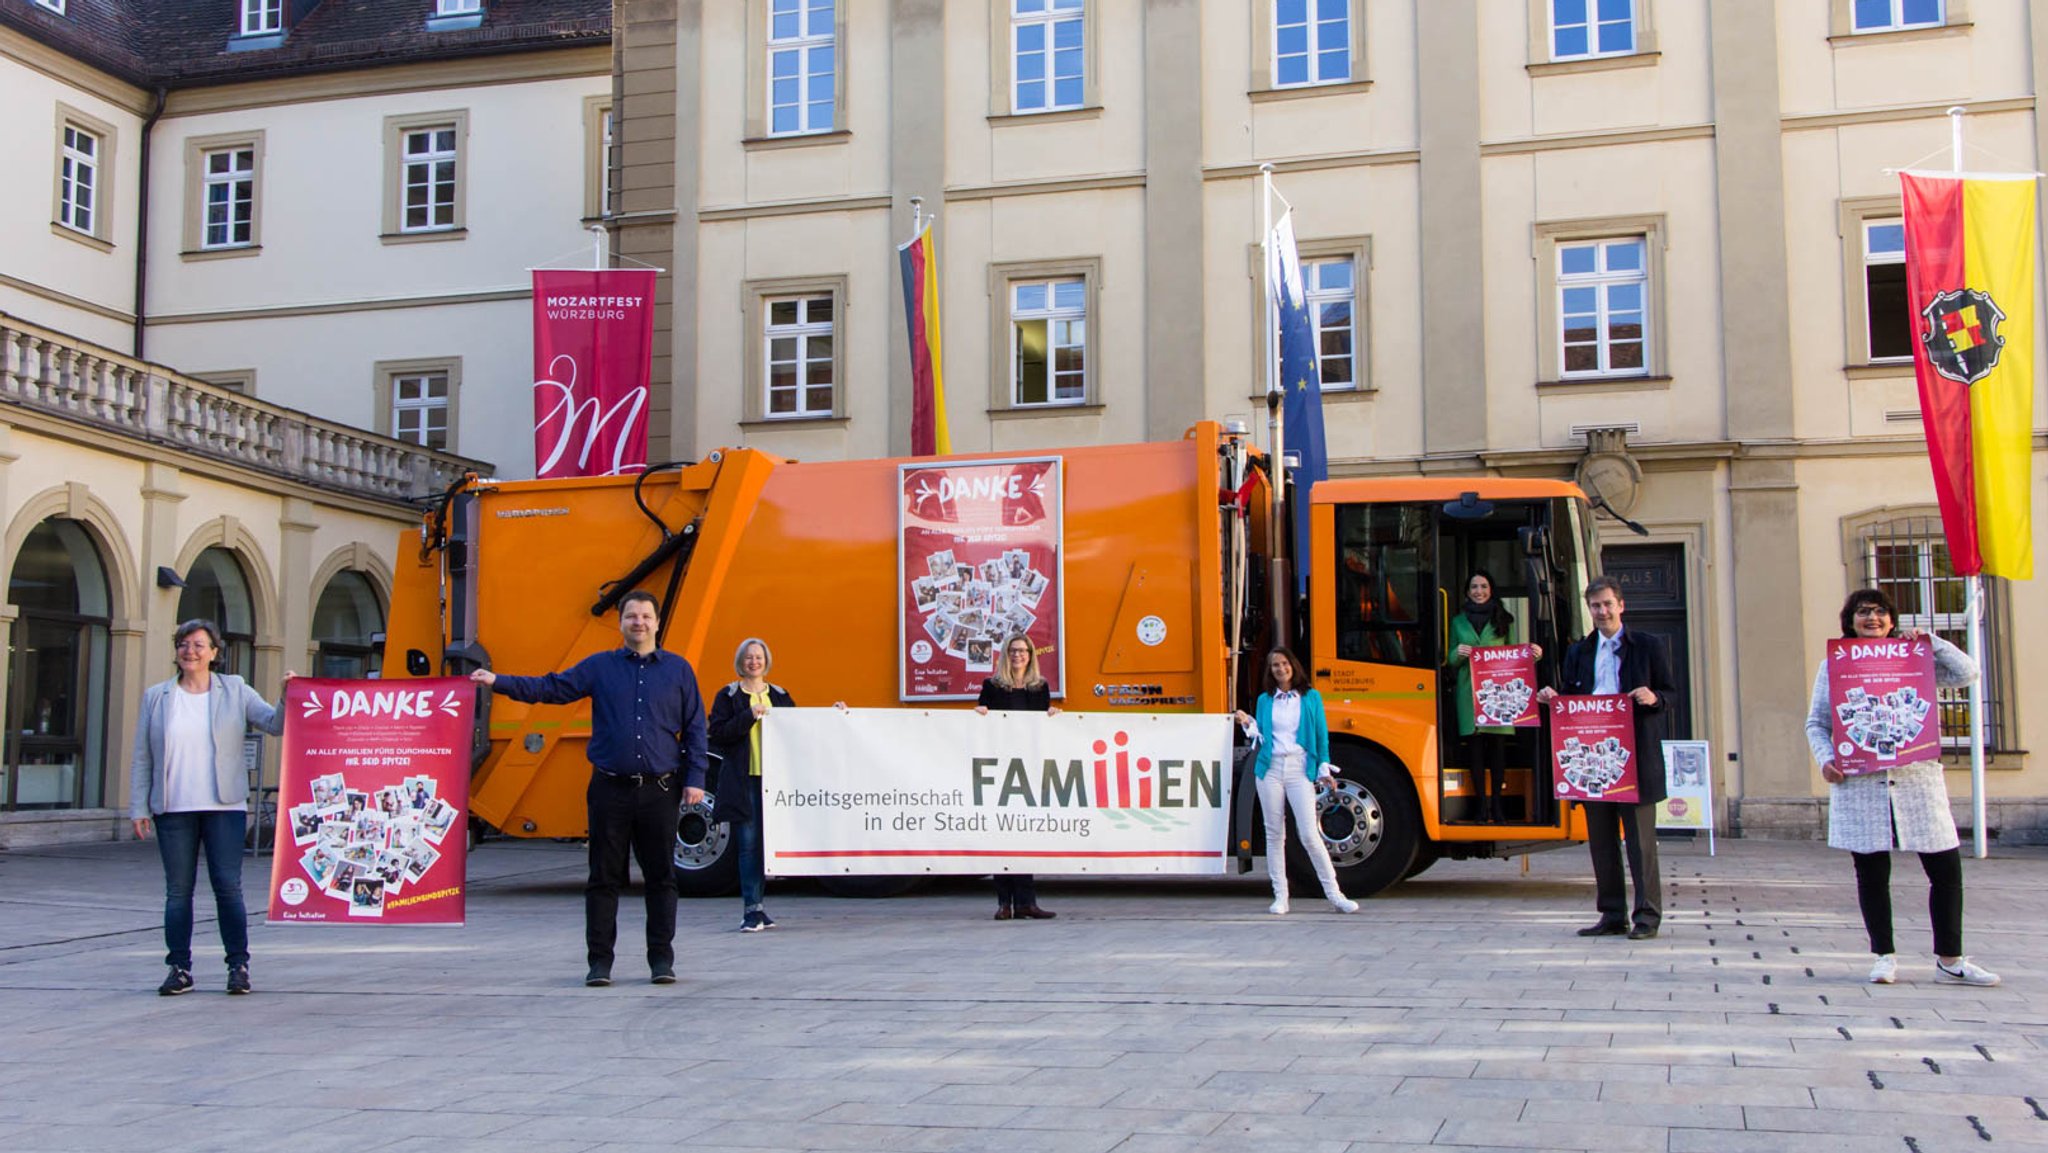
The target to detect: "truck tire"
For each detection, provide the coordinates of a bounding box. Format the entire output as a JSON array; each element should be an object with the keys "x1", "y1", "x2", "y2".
[
  {"x1": 673, "y1": 792, "x2": 738, "y2": 898},
  {"x1": 1403, "y1": 841, "x2": 1440, "y2": 880},
  {"x1": 1296, "y1": 746, "x2": 1419, "y2": 898},
  {"x1": 815, "y1": 875, "x2": 925, "y2": 899}
]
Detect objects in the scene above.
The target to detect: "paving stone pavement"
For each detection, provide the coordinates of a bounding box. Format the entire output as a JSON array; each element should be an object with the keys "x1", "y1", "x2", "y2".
[{"x1": 0, "y1": 836, "x2": 2042, "y2": 1152}]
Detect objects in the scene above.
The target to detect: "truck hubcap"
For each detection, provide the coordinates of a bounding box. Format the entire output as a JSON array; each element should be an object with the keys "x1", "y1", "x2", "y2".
[
  {"x1": 1317, "y1": 778, "x2": 1383, "y2": 867},
  {"x1": 673, "y1": 794, "x2": 728, "y2": 871}
]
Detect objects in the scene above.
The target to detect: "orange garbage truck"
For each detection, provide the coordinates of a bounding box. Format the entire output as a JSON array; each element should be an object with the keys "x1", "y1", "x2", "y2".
[{"x1": 379, "y1": 421, "x2": 1601, "y2": 897}]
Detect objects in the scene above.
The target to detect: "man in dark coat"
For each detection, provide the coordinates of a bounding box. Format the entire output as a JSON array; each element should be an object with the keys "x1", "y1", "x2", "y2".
[{"x1": 1538, "y1": 575, "x2": 1681, "y2": 940}]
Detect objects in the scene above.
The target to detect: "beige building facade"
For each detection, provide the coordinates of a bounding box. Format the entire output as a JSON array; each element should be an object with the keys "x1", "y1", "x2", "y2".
[{"x1": 618, "y1": 0, "x2": 2047, "y2": 840}]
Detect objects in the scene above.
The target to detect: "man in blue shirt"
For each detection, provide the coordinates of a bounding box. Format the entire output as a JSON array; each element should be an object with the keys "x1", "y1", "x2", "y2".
[{"x1": 473, "y1": 591, "x2": 708, "y2": 985}]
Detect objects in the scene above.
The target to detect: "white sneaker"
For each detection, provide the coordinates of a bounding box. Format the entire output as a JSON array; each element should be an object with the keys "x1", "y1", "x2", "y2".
[
  {"x1": 1867, "y1": 954, "x2": 1897, "y2": 984},
  {"x1": 1329, "y1": 896, "x2": 1359, "y2": 914},
  {"x1": 1267, "y1": 897, "x2": 1289, "y2": 915},
  {"x1": 1935, "y1": 957, "x2": 2001, "y2": 987}
]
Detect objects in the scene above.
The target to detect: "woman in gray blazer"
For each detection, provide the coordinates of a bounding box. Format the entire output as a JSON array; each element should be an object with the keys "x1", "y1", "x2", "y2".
[{"x1": 130, "y1": 619, "x2": 286, "y2": 996}]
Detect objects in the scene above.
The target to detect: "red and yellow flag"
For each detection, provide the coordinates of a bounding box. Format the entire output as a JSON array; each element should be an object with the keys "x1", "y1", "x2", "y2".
[
  {"x1": 898, "y1": 222, "x2": 951, "y2": 456},
  {"x1": 1900, "y1": 171, "x2": 2036, "y2": 580}
]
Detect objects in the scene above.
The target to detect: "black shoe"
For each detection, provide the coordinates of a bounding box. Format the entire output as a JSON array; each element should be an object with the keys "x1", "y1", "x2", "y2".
[
  {"x1": 1576, "y1": 920, "x2": 1629, "y2": 937},
  {"x1": 741, "y1": 910, "x2": 769, "y2": 932},
  {"x1": 649, "y1": 961, "x2": 677, "y2": 985},
  {"x1": 1627, "y1": 924, "x2": 1660, "y2": 940},
  {"x1": 1016, "y1": 904, "x2": 1056, "y2": 920},
  {"x1": 157, "y1": 967, "x2": 194, "y2": 996},
  {"x1": 226, "y1": 965, "x2": 252, "y2": 995},
  {"x1": 585, "y1": 965, "x2": 613, "y2": 987}
]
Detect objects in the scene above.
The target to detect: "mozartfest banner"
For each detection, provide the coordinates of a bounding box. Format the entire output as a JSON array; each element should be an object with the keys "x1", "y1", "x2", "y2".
[
  {"x1": 1827, "y1": 637, "x2": 1941, "y2": 775},
  {"x1": 1469, "y1": 645, "x2": 1539, "y2": 728},
  {"x1": 531, "y1": 268, "x2": 657, "y2": 479},
  {"x1": 267, "y1": 678, "x2": 473, "y2": 925},
  {"x1": 1549, "y1": 693, "x2": 1639, "y2": 803},
  {"x1": 762, "y1": 708, "x2": 1230, "y2": 875},
  {"x1": 899, "y1": 457, "x2": 1063, "y2": 700}
]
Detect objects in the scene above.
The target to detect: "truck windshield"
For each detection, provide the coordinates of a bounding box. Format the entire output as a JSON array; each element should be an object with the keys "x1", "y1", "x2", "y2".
[{"x1": 1332, "y1": 503, "x2": 1435, "y2": 669}]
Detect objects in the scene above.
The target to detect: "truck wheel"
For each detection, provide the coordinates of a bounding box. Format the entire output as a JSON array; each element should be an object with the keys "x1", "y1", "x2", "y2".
[
  {"x1": 1403, "y1": 841, "x2": 1440, "y2": 880},
  {"x1": 673, "y1": 792, "x2": 738, "y2": 898},
  {"x1": 1301, "y1": 749, "x2": 1419, "y2": 898},
  {"x1": 816, "y1": 875, "x2": 925, "y2": 899}
]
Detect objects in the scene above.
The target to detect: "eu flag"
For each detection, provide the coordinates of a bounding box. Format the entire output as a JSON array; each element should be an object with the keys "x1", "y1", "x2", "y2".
[{"x1": 1269, "y1": 212, "x2": 1326, "y2": 594}]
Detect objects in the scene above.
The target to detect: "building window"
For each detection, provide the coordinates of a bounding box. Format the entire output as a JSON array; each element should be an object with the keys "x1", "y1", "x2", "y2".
[
  {"x1": 1558, "y1": 237, "x2": 1647, "y2": 378},
  {"x1": 436, "y1": 0, "x2": 482, "y2": 14},
  {"x1": 1852, "y1": 0, "x2": 1944, "y2": 32},
  {"x1": 1551, "y1": 0, "x2": 1635, "y2": 59},
  {"x1": 178, "y1": 547, "x2": 258, "y2": 678},
  {"x1": 1302, "y1": 256, "x2": 1358, "y2": 391},
  {"x1": 1535, "y1": 217, "x2": 1665, "y2": 384},
  {"x1": 767, "y1": 0, "x2": 836, "y2": 135},
  {"x1": 764, "y1": 296, "x2": 837, "y2": 418},
  {"x1": 4, "y1": 518, "x2": 112, "y2": 812},
  {"x1": 57, "y1": 123, "x2": 99, "y2": 235},
  {"x1": 584, "y1": 97, "x2": 613, "y2": 220},
  {"x1": 1011, "y1": 278, "x2": 1087, "y2": 406},
  {"x1": 1275, "y1": 0, "x2": 1351, "y2": 86},
  {"x1": 33, "y1": 0, "x2": 65, "y2": 15},
  {"x1": 314, "y1": 571, "x2": 386, "y2": 679},
  {"x1": 1860, "y1": 219, "x2": 1910, "y2": 360},
  {"x1": 1012, "y1": 0, "x2": 1086, "y2": 113},
  {"x1": 240, "y1": 0, "x2": 281, "y2": 35},
  {"x1": 201, "y1": 146, "x2": 257, "y2": 249},
  {"x1": 381, "y1": 111, "x2": 468, "y2": 241},
  {"x1": 374, "y1": 359, "x2": 462, "y2": 449},
  {"x1": 1859, "y1": 515, "x2": 2014, "y2": 753}
]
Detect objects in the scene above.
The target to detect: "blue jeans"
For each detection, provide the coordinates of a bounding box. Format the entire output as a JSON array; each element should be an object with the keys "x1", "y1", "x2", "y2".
[
  {"x1": 154, "y1": 809, "x2": 249, "y2": 970},
  {"x1": 735, "y1": 781, "x2": 766, "y2": 911}
]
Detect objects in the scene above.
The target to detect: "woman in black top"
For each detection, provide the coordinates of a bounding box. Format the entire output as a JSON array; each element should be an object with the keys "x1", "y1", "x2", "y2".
[{"x1": 976, "y1": 633, "x2": 1061, "y2": 920}]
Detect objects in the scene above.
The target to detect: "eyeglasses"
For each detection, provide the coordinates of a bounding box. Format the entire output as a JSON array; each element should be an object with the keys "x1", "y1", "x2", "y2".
[
  {"x1": 1852, "y1": 606, "x2": 1891, "y2": 618},
  {"x1": 175, "y1": 640, "x2": 214, "y2": 651}
]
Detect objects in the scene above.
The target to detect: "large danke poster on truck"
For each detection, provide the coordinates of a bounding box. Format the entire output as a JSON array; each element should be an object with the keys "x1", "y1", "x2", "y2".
[
  {"x1": 763, "y1": 709, "x2": 1231, "y2": 875},
  {"x1": 266, "y1": 678, "x2": 473, "y2": 925},
  {"x1": 1827, "y1": 636, "x2": 1940, "y2": 775},
  {"x1": 1548, "y1": 693, "x2": 1639, "y2": 803},
  {"x1": 899, "y1": 457, "x2": 1063, "y2": 700}
]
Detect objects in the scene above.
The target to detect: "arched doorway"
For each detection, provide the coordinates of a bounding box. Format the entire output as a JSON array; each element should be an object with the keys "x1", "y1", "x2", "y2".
[
  {"x1": 313, "y1": 570, "x2": 385, "y2": 678},
  {"x1": 5, "y1": 518, "x2": 112, "y2": 810},
  {"x1": 177, "y1": 547, "x2": 256, "y2": 677}
]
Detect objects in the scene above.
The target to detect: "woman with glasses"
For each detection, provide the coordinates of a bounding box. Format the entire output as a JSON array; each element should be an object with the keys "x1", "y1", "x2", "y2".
[
  {"x1": 1804, "y1": 589, "x2": 1999, "y2": 987},
  {"x1": 975, "y1": 633, "x2": 1061, "y2": 920},
  {"x1": 129, "y1": 620, "x2": 288, "y2": 996}
]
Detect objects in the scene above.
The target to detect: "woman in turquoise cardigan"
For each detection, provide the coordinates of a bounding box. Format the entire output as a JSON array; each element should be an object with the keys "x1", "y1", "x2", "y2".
[
  {"x1": 1444, "y1": 570, "x2": 1540, "y2": 823},
  {"x1": 1233, "y1": 648, "x2": 1357, "y2": 915}
]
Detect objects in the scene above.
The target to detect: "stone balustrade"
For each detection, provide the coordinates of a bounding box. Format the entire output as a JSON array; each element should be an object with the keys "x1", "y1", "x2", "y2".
[{"x1": 0, "y1": 312, "x2": 490, "y2": 503}]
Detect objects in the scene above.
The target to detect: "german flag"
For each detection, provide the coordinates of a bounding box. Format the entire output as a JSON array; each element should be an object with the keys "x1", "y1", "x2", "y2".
[
  {"x1": 1900, "y1": 171, "x2": 2036, "y2": 580},
  {"x1": 897, "y1": 222, "x2": 951, "y2": 456}
]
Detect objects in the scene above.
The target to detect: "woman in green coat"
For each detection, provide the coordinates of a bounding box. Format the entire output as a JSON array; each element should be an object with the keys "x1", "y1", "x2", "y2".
[{"x1": 1445, "y1": 570, "x2": 1539, "y2": 822}]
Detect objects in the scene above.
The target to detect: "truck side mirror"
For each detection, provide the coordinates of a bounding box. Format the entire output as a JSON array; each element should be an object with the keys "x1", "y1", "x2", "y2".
[{"x1": 405, "y1": 649, "x2": 432, "y2": 677}]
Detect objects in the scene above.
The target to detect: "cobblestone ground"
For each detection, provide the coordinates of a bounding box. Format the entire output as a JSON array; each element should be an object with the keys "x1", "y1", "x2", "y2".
[{"x1": 0, "y1": 836, "x2": 2041, "y2": 1152}]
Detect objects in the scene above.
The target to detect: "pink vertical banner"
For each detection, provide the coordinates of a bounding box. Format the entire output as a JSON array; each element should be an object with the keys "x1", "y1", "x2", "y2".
[
  {"x1": 1548, "y1": 694, "x2": 1639, "y2": 803},
  {"x1": 1827, "y1": 637, "x2": 1941, "y2": 775},
  {"x1": 1469, "y1": 644, "x2": 1540, "y2": 728},
  {"x1": 531, "y1": 269, "x2": 656, "y2": 478}
]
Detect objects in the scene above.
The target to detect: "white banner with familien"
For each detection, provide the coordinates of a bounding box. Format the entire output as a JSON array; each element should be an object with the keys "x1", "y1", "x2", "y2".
[{"x1": 761, "y1": 708, "x2": 1233, "y2": 876}]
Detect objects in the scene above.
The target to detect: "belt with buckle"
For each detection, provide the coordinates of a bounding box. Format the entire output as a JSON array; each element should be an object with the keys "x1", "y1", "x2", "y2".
[{"x1": 598, "y1": 770, "x2": 673, "y2": 788}]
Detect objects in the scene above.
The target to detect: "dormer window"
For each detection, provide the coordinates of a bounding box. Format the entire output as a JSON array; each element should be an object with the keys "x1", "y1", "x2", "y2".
[
  {"x1": 427, "y1": 0, "x2": 484, "y2": 30},
  {"x1": 240, "y1": 0, "x2": 282, "y2": 35},
  {"x1": 33, "y1": 0, "x2": 66, "y2": 15},
  {"x1": 436, "y1": 0, "x2": 481, "y2": 14}
]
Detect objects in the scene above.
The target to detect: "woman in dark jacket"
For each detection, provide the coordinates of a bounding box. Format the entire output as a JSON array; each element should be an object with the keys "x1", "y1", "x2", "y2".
[
  {"x1": 975, "y1": 633, "x2": 1061, "y2": 920},
  {"x1": 707, "y1": 637, "x2": 795, "y2": 932}
]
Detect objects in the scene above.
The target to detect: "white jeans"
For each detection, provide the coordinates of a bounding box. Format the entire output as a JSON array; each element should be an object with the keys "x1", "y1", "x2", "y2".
[{"x1": 1258, "y1": 751, "x2": 1344, "y2": 901}]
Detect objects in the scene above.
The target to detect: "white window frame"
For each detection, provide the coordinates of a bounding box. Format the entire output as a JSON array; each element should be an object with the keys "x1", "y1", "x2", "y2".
[
  {"x1": 33, "y1": 0, "x2": 65, "y2": 15},
  {"x1": 374, "y1": 361, "x2": 461, "y2": 451},
  {"x1": 1838, "y1": 196, "x2": 1914, "y2": 370},
  {"x1": 1301, "y1": 256, "x2": 1359, "y2": 392},
  {"x1": 1550, "y1": 0, "x2": 1636, "y2": 61},
  {"x1": 1009, "y1": 277, "x2": 1088, "y2": 407},
  {"x1": 381, "y1": 111, "x2": 468, "y2": 242},
  {"x1": 240, "y1": 0, "x2": 282, "y2": 36},
  {"x1": 1860, "y1": 218, "x2": 1910, "y2": 363},
  {"x1": 1850, "y1": 0, "x2": 1944, "y2": 32},
  {"x1": 762, "y1": 295, "x2": 838, "y2": 419},
  {"x1": 583, "y1": 97, "x2": 613, "y2": 220},
  {"x1": 766, "y1": 0, "x2": 837, "y2": 136},
  {"x1": 200, "y1": 145, "x2": 258, "y2": 250},
  {"x1": 57, "y1": 122, "x2": 100, "y2": 236},
  {"x1": 742, "y1": 276, "x2": 848, "y2": 423},
  {"x1": 1555, "y1": 236, "x2": 1651, "y2": 380},
  {"x1": 1011, "y1": 0, "x2": 1087, "y2": 114},
  {"x1": 1273, "y1": 0, "x2": 1352, "y2": 88},
  {"x1": 436, "y1": 0, "x2": 482, "y2": 14},
  {"x1": 401, "y1": 126, "x2": 458, "y2": 233}
]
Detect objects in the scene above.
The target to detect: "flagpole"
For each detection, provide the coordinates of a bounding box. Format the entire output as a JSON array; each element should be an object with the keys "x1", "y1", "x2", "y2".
[
  {"x1": 1260, "y1": 164, "x2": 1293, "y2": 650},
  {"x1": 589, "y1": 223, "x2": 607, "y2": 271},
  {"x1": 1939, "y1": 107, "x2": 1989, "y2": 858},
  {"x1": 909, "y1": 195, "x2": 924, "y2": 239}
]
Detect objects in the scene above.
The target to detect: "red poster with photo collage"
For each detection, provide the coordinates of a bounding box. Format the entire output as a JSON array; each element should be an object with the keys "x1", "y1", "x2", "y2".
[
  {"x1": 266, "y1": 678, "x2": 472, "y2": 925},
  {"x1": 899, "y1": 458, "x2": 1063, "y2": 700},
  {"x1": 1826, "y1": 637, "x2": 1941, "y2": 775},
  {"x1": 1548, "y1": 694, "x2": 1639, "y2": 803},
  {"x1": 1469, "y1": 645, "x2": 1540, "y2": 728}
]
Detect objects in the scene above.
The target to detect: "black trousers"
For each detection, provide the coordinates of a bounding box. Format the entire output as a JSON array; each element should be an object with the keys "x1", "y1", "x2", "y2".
[
  {"x1": 586, "y1": 772, "x2": 682, "y2": 969},
  {"x1": 1468, "y1": 733, "x2": 1508, "y2": 819},
  {"x1": 992, "y1": 874, "x2": 1038, "y2": 907},
  {"x1": 1852, "y1": 847, "x2": 1963, "y2": 957},
  {"x1": 1584, "y1": 799, "x2": 1661, "y2": 928}
]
